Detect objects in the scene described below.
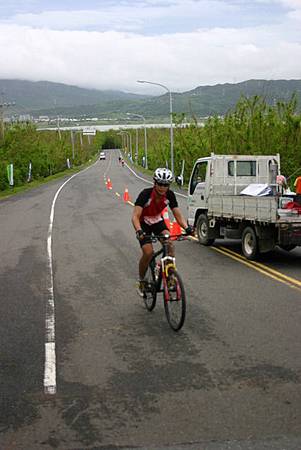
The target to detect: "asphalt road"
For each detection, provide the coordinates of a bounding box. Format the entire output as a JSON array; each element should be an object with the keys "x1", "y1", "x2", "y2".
[{"x1": 0, "y1": 149, "x2": 300, "y2": 450}]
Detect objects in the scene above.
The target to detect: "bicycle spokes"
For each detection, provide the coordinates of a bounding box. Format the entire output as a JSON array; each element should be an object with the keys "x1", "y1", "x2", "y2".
[
  {"x1": 143, "y1": 264, "x2": 157, "y2": 311},
  {"x1": 163, "y1": 270, "x2": 186, "y2": 331}
]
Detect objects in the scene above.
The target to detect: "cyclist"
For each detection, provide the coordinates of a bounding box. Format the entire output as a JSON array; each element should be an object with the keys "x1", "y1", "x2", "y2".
[
  {"x1": 132, "y1": 167, "x2": 194, "y2": 296},
  {"x1": 121, "y1": 159, "x2": 125, "y2": 167}
]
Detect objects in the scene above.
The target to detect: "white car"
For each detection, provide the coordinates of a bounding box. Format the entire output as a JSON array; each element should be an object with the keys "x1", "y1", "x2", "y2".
[{"x1": 99, "y1": 152, "x2": 106, "y2": 160}]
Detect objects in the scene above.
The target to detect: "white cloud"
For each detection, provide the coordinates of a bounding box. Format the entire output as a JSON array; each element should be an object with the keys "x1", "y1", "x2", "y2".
[
  {"x1": 0, "y1": 0, "x2": 300, "y2": 93},
  {"x1": 1, "y1": 23, "x2": 300, "y2": 94},
  {"x1": 5, "y1": 9, "x2": 142, "y2": 32},
  {"x1": 0, "y1": 0, "x2": 289, "y2": 32},
  {"x1": 279, "y1": 0, "x2": 301, "y2": 8}
]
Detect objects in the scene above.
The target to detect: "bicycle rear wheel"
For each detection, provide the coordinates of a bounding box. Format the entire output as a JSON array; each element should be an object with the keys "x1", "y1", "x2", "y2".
[
  {"x1": 143, "y1": 260, "x2": 157, "y2": 311},
  {"x1": 164, "y1": 270, "x2": 186, "y2": 331}
]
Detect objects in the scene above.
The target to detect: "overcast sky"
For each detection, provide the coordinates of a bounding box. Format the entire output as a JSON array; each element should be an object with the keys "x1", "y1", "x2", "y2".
[{"x1": 0, "y1": 0, "x2": 301, "y2": 94}]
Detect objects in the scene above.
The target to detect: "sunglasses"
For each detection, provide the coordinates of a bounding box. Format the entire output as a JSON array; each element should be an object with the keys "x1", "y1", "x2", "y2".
[{"x1": 155, "y1": 181, "x2": 170, "y2": 187}]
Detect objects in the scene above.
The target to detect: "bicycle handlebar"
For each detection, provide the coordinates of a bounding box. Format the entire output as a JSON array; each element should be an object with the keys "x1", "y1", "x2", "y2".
[{"x1": 142, "y1": 233, "x2": 190, "y2": 243}]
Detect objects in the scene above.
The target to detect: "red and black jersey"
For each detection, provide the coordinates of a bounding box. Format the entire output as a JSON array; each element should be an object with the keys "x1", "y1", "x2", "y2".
[{"x1": 134, "y1": 187, "x2": 178, "y2": 225}]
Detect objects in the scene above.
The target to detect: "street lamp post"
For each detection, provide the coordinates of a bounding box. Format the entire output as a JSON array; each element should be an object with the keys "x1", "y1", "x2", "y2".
[
  {"x1": 126, "y1": 131, "x2": 132, "y2": 160},
  {"x1": 137, "y1": 80, "x2": 174, "y2": 176},
  {"x1": 119, "y1": 130, "x2": 132, "y2": 160},
  {"x1": 126, "y1": 113, "x2": 148, "y2": 169},
  {"x1": 135, "y1": 128, "x2": 138, "y2": 164},
  {"x1": 117, "y1": 132, "x2": 125, "y2": 150}
]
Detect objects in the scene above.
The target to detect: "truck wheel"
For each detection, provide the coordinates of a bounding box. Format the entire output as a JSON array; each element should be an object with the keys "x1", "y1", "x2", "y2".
[
  {"x1": 242, "y1": 226, "x2": 258, "y2": 260},
  {"x1": 196, "y1": 214, "x2": 215, "y2": 246},
  {"x1": 280, "y1": 244, "x2": 296, "y2": 252}
]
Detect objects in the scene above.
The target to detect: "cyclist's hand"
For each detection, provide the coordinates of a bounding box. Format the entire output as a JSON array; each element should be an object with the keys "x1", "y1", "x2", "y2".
[
  {"x1": 136, "y1": 230, "x2": 145, "y2": 241},
  {"x1": 185, "y1": 225, "x2": 194, "y2": 236}
]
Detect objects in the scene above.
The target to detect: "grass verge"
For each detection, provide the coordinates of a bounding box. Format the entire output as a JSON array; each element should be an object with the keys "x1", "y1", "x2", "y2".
[{"x1": 0, "y1": 156, "x2": 98, "y2": 201}]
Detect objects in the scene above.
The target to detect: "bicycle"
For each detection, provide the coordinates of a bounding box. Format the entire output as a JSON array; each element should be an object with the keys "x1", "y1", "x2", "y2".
[{"x1": 142, "y1": 232, "x2": 188, "y2": 332}]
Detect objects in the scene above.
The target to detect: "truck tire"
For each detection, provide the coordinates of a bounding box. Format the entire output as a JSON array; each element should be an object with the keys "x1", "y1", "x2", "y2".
[
  {"x1": 242, "y1": 226, "x2": 258, "y2": 260},
  {"x1": 196, "y1": 214, "x2": 215, "y2": 246}
]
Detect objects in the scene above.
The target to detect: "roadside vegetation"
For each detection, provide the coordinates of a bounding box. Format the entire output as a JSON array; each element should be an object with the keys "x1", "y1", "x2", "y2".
[
  {"x1": 1, "y1": 95, "x2": 300, "y2": 195},
  {"x1": 127, "y1": 95, "x2": 301, "y2": 186},
  {"x1": 0, "y1": 125, "x2": 107, "y2": 194}
]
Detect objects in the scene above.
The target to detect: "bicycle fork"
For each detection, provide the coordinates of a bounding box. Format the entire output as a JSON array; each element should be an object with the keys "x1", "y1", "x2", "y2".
[{"x1": 161, "y1": 256, "x2": 177, "y2": 302}]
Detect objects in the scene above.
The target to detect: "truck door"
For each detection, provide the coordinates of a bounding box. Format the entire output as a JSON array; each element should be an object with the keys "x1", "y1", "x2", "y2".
[{"x1": 188, "y1": 160, "x2": 208, "y2": 220}]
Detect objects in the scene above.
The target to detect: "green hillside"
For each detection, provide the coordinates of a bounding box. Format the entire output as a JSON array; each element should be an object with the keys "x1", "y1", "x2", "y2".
[
  {"x1": 0, "y1": 79, "x2": 150, "y2": 113},
  {"x1": 1, "y1": 78, "x2": 301, "y2": 120}
]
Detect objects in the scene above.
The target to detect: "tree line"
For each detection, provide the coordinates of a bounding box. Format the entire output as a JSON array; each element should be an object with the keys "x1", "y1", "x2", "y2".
[
  {"x1": 123, "y1": 95, "x2": 301, "y2": 186},
  {"x1": 0, "y1": 125, "x2": 105, "y2": 191},
  {"x1": 1, "y1": 95, "x2": 301, "y2": 192}
]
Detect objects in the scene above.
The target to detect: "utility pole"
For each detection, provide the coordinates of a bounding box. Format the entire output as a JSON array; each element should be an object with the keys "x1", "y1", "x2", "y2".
[
  {"x1": 70, "y1": 131, "x2": 75, "y2": 159},
  {"x1": 57, "y1": 116, "x2": 61, "y2": 141},
  {"x1": 0, "y1": 96, "x2": 15, "y2": 140}
]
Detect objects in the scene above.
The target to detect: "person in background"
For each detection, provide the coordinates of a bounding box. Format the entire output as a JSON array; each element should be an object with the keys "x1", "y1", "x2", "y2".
[
  {"x1": 276, "y1": 174, "x2": 288, "y2": 195},
  {"x1": 294, "y1": 175, "x2": 301, "y2": 204}
]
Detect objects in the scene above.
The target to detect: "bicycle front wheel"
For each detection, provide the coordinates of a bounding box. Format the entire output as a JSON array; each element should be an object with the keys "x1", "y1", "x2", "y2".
[
  {"x1": 143, "y1": 261, "x2": 157, "y2": 311},
  {"x1": 164, "y1": 270, "x2": 186, "y2": 331}
]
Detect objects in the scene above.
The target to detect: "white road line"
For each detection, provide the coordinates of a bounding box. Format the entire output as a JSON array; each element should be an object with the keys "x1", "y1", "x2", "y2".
[
  {"x1": 44, "y1": 162, "x2": 97, "y2": 395},
  {"x1": 103, "y1": 151, "x2": 113, "y2": 179}
]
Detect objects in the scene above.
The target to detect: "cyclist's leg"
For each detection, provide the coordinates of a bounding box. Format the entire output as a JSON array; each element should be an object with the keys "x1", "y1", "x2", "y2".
[
  {"x1": 139, "y1": 242, "x2": 153, "y2": 280},
  {"x1": 136, "y1": 225, "x2": 153, "y2": 297},
  {"x1": 139, "y1": 236, "x2": 157, "y2": 310},
  {"x1": 138, "y1": 222, "x2": 154, "y2": 280}
]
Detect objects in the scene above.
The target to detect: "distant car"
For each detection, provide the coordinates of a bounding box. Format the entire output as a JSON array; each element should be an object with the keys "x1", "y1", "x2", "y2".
[{"x1": 99, "y1": 151, "x2": 106, "y2": 160}]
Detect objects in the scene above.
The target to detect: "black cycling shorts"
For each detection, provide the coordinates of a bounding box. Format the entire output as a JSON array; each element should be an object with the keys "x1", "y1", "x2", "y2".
[{"x1": 139, "y1": 220, "x2": 169, "y2": 247}]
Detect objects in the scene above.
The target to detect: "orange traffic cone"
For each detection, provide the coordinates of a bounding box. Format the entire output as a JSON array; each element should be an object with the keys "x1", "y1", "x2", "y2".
[
  {"x1": 123, "y1": 188, "x2": 130, "y2": 202},
  {"x1": 162, "y1": 207, "x2": 171, "y2": 231},
  {"x1": 171, "y1": 220, "x2": 182, "y2": 240},
  {"x1": 106, "y1": 178, "x2": 112, "y2": 190}
]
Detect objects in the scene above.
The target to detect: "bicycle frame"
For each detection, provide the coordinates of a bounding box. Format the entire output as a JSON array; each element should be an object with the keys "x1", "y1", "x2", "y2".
[
  {"x1": 150, "y1": 236, "x2": 181, "y2": 301},
  {"x1": 142, "y1": 232, "x2": 188, "y2": 331}
]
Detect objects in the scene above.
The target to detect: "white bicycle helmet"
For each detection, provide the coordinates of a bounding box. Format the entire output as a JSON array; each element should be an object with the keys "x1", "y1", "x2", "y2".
[{"x1": 153, "y1": 167, "x2": 173, "y2": 185}]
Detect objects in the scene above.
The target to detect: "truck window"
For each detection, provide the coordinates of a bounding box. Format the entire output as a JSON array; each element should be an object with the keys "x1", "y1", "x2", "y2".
[
  {"x1": 228, "y1": 161, "x2": 256, "y2": 176},
  {"x1": 228, "y1": 161, "x2": 234, "y2": 176},
  {"x1": 190, "y1": 161, "x2": 207, "y2": 195}
]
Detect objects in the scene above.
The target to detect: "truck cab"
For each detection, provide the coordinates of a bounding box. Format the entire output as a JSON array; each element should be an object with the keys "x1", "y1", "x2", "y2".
[
  {"x1": 186, "y1": 153, "x2": 301, "y2": 259},
  {"x1": 188, "y1": 153, "x2": 280, "y2": 222}
]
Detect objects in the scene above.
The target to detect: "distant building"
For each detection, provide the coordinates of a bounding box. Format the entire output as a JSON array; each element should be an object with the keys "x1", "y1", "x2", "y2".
[
  {"x1": 19, "y1": 114, "x2": 32, "y2": 122},
  {"x1": 83, "y1": 128, "x2": 96, "y2": 135}
]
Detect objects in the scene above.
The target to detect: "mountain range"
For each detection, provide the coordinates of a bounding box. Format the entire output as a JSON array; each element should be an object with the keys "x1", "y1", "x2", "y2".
[{"x1": 1, "y1": 78, "x2": 301, "y2": 120}]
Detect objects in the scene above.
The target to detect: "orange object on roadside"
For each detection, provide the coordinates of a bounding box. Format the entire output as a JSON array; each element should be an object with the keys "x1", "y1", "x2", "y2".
[
  {"x1": 123, "y1": 187, "x2": 130, "y2": 202},
  {"x1": 162, "y1": 207, "x2": 171, "y2": 230},
  {"x1": 170, "y1": 221, "x2": 182, "y2": 239},
  {"x1": 294, "y1": 176, "x2": 301, "y2": 194},
  {"x1": 106, "y1": 178, "x2": 112, "y2": 190}
]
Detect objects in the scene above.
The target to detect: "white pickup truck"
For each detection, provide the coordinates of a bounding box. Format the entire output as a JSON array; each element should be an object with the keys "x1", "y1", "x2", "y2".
[{"x1": 187, "y1": 153, "x2": 301, "y2": 259}]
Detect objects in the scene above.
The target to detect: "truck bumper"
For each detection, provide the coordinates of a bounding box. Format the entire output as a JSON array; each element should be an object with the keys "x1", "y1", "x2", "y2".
[{"x1": 279, "y1": 224, "x2": 301, "y2": 246}]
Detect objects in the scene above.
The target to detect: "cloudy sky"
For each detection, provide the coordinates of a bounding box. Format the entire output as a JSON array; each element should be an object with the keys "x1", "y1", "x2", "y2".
[{"x1": 0, "y1": 0, "x2": 301, "y2": 94}]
